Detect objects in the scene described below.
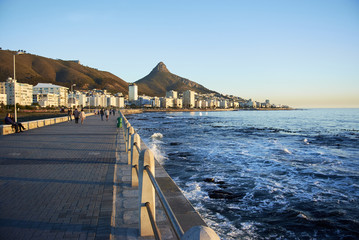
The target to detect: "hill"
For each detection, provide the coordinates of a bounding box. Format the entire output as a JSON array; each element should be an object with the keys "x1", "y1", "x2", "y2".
[
  {"x1": 0, "y1": 50, "x2": 128, "y2": 94},
  {"x1": 135, "y1": 62, "x2": 218, "y2": 96}
]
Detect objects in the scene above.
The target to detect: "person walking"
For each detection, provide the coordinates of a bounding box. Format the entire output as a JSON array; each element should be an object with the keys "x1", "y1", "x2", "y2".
[
  {"x1": 105, "y1": 109, "x2": 110, "y2": 121},
  {"x1": 67, "y1": 108, "x2": 73, "y2": 121},
  {"x1": 100, "y1": 108, "x2": 104, "y2": 121},
  {"x1": 79, "y1": 109, "x2": 86, "y2": 124},
  {"x1": 73, "y1": 108, "x2": 80, "y2": 123}
]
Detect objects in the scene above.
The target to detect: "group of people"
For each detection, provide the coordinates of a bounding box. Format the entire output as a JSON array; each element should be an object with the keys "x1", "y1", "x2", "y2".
[
  {"x1": 98, "y1": 108, "x2": 115, "y2": 121},
  {"x1": 67, "y1": 108, "x2": 86, "y2": 124},
  {"x1": 4, "y1": 113, "x2": 26, "y2": 133}
]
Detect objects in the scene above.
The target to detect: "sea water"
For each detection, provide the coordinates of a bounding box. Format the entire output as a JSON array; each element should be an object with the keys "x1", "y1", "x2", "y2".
[{"x1": 126, "y1": 109, "x2": 359, "y2": 239}]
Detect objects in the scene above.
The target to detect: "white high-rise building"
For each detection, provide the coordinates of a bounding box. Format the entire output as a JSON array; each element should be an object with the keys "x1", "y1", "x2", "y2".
[
  {"x1": 116, "y1": 96, "x2": 125, "y2": 108},
  {"x1": 0, "y1": 78, "x2": 33, "y2": 106},
  {"x1": 107, "y1": 95, "x2": 117, "y2": 107},
  {"x1": 129, "y1": 83, "x2": 138, "y2": 102},
  {"x1": 33, "y1": 83, "x2": 68, "y2": 107},
  {"x1": 89, "y1": 93, "x2": 107, "y2": 107},
  {"x1": 183, "y1": 90, "x2": 195, "y2": 108},
  {"x1": 166, "y1": 90, "x2": 178, "y2": 99}
]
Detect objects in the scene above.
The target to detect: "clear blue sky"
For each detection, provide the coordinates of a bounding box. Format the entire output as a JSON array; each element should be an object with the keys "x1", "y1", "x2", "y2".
[{"x1": 1, "y1": 0, "x2": 358, "y2": 108}]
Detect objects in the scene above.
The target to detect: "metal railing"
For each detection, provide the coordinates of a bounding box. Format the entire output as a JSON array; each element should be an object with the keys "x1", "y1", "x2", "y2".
[{"x1": 118, "y1": 111, "x2": 220, "y2": 240}]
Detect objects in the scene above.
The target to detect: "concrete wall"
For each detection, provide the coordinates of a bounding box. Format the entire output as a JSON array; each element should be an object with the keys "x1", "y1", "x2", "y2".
[{"x1": 0, "y1": 113, "x2": 95, "y2": 135}]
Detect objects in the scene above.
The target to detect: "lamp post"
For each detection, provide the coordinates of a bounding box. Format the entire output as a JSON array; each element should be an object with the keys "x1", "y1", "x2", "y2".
[
  {"x1": 70, "y1": 84, "x2": 76, "y2": 109},
  {"x1": 13, "y1": 51, "x2": 24, "y2": 122}
]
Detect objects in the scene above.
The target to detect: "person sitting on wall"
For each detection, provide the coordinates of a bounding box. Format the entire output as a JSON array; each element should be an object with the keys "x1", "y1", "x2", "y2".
[
  {"x1": 4, "y1": 113, "x2": 20, "y2": 133},
  {"x1": 10, "y1": 114, "x2": 26, "y2": 131}
]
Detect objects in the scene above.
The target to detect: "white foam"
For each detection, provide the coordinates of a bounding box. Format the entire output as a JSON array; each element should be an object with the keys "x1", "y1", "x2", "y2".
[
  {"x1": 151, "y1": 132, "x2": 163, "y2": 139},
  {"x1": 283, "y1": 148, "x2": 292, "y2": 154}
]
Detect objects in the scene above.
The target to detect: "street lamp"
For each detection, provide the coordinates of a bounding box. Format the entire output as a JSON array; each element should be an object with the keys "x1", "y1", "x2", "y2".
[
  {"x1": 13, "y1": 51, "x2": 24, "y2": 122},
  {"x1": 70, "y1": 84, "x2": 76, "y2": 108}
]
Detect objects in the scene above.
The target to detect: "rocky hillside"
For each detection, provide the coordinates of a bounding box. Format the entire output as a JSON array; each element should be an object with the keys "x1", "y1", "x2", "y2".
[
  {"x1": 135, "y1": 62, "x2": 218, "y2": 96},
  {"x1": 0, "y1": 50, "x2": 128, "y2": 94}
]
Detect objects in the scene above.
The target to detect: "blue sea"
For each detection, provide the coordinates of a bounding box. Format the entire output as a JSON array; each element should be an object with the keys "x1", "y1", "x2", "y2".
[{"x1": 126, "y1": 109, "x2": 359, "y2": 240}]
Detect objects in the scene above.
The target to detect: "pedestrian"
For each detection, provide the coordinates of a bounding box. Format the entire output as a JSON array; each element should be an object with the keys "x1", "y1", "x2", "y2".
[
  {"x1": 105, "y1": 109, "x2": 110, "y2": 121},
  {"x1": 113, "y1": 109, "x2": 116, "y2": 116},
  {"x1": 79, "y1": 109, "x2": 86, "y2": 124},
  {"x1": 73, "y1": 108, "x2": 80, "y2": 123},
  {"x1": 100, "y1": 108, "x2": 104, "y2": 121},
  {"x1": 67, "y1": 108, "x2": 73, "y2": 121}
]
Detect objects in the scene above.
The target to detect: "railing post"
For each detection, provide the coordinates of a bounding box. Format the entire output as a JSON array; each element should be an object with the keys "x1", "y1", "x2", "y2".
[
  {"x1": 125, "y1": 123, "x2": 131, "y2": 152},
  {"x1": 182, "y1": 226, "x2": 221, "y2": 240},
  {"x1": 131, "y1": 133, "x2": 141, "y2": 187},
  {"x1": 127, "y1": 127, "x2": 134, "y2": 156},
  {"x1": 139, "y1": 149, "x2": 156, "y2": 237},
  {"x1": 123, "y1": 119, "x2": 128, "y2": 139}
]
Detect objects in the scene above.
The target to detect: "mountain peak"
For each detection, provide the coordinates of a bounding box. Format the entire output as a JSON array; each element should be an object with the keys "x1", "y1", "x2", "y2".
[{"x1": 151, "y1": 62, "x2": 170, "y2": 73}]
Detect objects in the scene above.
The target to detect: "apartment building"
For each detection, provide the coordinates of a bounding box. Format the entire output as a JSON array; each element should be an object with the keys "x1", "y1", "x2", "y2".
[
  {"x1": 33, "y1": 83, "x2": 68, "y2": 107},
  {"x1": 183, "y1": 90, "x2": 195, "y2": 108},
  {"x1": 0, "y1": 78, "x2": 33, "y2": 106}
]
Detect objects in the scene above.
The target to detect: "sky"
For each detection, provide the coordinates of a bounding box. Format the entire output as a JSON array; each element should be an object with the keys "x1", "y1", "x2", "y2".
[{"x1": 0, "y1": 0, "x2": 358, "y2": 108}]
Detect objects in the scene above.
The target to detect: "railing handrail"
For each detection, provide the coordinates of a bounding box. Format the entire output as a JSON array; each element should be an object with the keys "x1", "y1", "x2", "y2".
[
  {"x1": 117, "y1": 110, "x2": 220, "y2": 240},
  {"x1": 145, "y1": 165, "x2": 184, "y2": 239}
]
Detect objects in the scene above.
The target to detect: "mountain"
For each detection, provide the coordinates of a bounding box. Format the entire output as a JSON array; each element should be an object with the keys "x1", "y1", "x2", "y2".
[
  {"x1": 0, "y1": 50, "x2": 128, "y2": 94},
  {"x1": 135, "y1": 62, "x2": 218, "y2": 96}
]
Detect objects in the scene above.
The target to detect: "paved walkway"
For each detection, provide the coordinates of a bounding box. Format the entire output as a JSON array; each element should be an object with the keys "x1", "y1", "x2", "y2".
[{"x1": 0, "y1": 114, "x2": 119, "y2": 240}]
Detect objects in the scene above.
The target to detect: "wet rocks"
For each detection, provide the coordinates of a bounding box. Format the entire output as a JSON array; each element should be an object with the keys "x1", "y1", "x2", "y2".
[
  {"x1": 208, "y1": 189, "x2": 246, "y2": 200},
  {"x1": 208, "y1": 190, "x2": 235, "y2": 199},
  {"x1": 203, "y1": 178, "x2": 226, "y2": 186}
]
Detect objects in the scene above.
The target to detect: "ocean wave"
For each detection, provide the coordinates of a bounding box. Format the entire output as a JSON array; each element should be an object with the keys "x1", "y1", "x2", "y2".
[
  {"x1": 151, "y1": 132, "x2": 163, "y2": 139},
  {"x1": 126, "y1": 109, "x2": 359, "y2": 239}
]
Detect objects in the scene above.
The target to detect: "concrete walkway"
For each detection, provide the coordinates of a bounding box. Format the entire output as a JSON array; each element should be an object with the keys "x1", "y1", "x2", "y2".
[{"x1": 0, "y1": 114, "x2": 118, "y2": 240}]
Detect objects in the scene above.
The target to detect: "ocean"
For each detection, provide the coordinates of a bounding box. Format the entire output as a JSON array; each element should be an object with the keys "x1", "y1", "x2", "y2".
[{"x1": 125, "y1": 108, "x2": 359, "y2": 240}]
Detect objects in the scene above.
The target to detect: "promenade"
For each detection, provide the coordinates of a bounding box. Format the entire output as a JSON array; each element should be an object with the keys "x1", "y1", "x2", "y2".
[{"x1": 0, "y1": 114, "x2": 117, "y2": 239}]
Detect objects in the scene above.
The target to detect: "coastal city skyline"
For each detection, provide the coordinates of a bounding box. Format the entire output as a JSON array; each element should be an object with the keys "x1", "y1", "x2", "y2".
[{"x1": 1, "y1": 0, "x2": 358, "y2": 108}]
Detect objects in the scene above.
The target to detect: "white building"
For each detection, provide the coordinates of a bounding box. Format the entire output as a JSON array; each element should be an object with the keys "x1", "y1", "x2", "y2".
[
  {"x1": 107, "y1": 95, "x2": 117, "y2": 107},
  {"x1": 161, "y1": 98, "x2": 174, "y2": 108},
  {"x1": 207, "y1": 99, "x2": 216, "y2": 108},
  {"x1": 246, "y1": 99, "x2": 256, "y2": 108},
  {"x1": 220, "y1": 100, "x2": 228, "y2": 109},
  {"x1": 0, "y1": 78, "x2": 33, "y2": 106},
  {"x1": 0, "y1": 93, "x2": 7, "y2": 105},
  {"x1": 173, "y1": 98, "x2": 182, "y2": 108},
  {"x1": 151, "y1": 97, "x2": 161, "y2": 108},
  {"x1": 75, "y1": 92, "x2": 88, "y2": 107},
  {"x1": 166, "y1": 90, "x2": 178, "y2": 99},
  {"x1": 232, "y1": 101, "x2": 239, "y2": 108},
  {"x1": 33, "y1": 83, "x2": 68, "y2": 107},
  {"x1": 116, "y1": 96, "x2": 125, "y2": 108},
  {"x1": 33, "y1": 93, "x2": 59, "y2": 107},
  {"x1": 89, "y1": 93, "x2": 107, "y2": 107},
  {"x1": 68, "y1": 92, "x2": 78, "y2": 108},
  {"x1": 183, "y1": 90, "x2": 195, "y2": 108},
  {"x1": 129, "y1": 83, "x2": 138, "y2": 102}
]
